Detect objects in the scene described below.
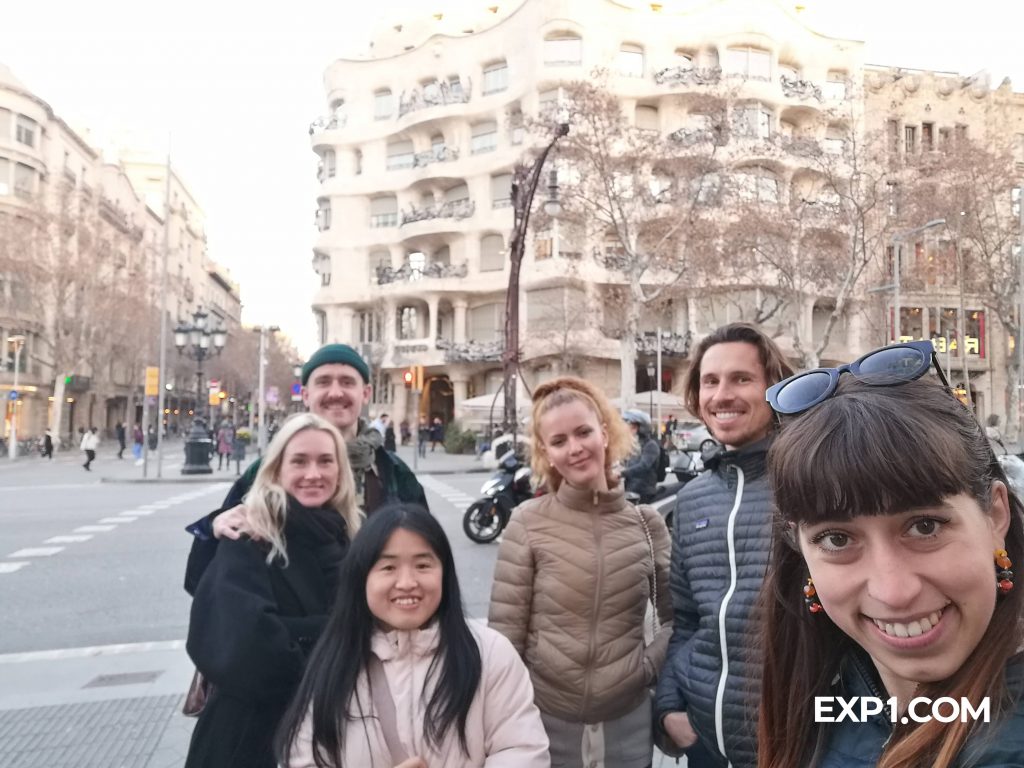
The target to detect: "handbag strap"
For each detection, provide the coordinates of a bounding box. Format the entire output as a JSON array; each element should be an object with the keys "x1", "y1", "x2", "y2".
[
  {"x1": 367, "y1": 655, "x2": 409, "y2": 762},
  {"x1": 634, "y1": 505, "x2": 659, "y2": 631}
]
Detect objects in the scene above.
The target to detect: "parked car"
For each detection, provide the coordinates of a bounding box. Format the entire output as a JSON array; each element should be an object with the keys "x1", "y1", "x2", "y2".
[{"x1": 673, "y1": 421, "x2": 718, "y2": 454}]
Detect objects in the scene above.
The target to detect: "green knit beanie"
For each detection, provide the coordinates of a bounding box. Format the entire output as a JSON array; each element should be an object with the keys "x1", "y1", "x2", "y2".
[{"x1": 301, "y1": 343, "x2": 370, "y2": 385}]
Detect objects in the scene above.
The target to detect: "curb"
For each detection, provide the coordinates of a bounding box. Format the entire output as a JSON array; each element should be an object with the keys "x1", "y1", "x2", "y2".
[{"x1": 99, "y1": 476, "x2": 235, "y2": 484}]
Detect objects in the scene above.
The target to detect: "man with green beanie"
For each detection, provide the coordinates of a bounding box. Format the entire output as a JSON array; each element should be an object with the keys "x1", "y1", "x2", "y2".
[{"x1": 183, "y1": 343, "x2": 427, "y2": 595}]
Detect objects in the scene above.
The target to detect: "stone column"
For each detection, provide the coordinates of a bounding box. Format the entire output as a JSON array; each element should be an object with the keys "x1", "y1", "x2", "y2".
[
  {"x1": 333, "y1": 307, "x2": 355, "y2": 344},
  {"x1": 450, "y1": 372, "x2": 469, "y2": 419},
  {"x1": 427, "y1": 295, "x2": 440, "y2": 346},
  {"x1": 454, "y1": 299, "x2": 468, "y2": 343}
]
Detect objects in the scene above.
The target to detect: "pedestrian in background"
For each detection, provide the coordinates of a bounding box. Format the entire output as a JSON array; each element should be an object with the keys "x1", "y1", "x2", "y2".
[
  {"x1": 621, "y1": 409, "x2": 661, "y2": 503},
  {"x1": 115, "y1": 421, "x2": 127, "y2": 459},
  {"x1": 384, "y1": 420, "x2": 397, "y2": 452},
  {"x1": 399, "y1": 418, "x2": 411, "y2": 446},
  {"x1": 81, "y1": 426, "x2": 99, "y2": 471},
  {"x1": 489, "y1": 376, "x2": 671, "y2": 768},
  {"x1": 132, "y1": 423, "x2": 144, "y2": 462},
  {"x1": 429, "y1": 416, "x2": 444, "y2": 452},
  {"x1": 184, "y1": 413, "x2": 361, "y2": 768},
  {"x1": 42, "y1": 428, "x2": 54, "y2": 460},
  {"x1": 417, "y1": 416, "x2": 429, "y2": 458},
  {"x1": 760, "y1": 350, "x2": 1024, "y2": 768},
  {"x1": 277, "y1": 504, "x2": 550, "y2": 768},
  {"x1": 216, "y1": 420, "x2": 235, "y2": 471},
  {"x1": 655, "y1": 323, "x2": 793, "y2": 767}
]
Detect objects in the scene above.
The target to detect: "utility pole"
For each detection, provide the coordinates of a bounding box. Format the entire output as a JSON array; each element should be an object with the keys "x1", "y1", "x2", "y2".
[{"x1": 154, "y1": 149, "x2": 172, "y2": 478}]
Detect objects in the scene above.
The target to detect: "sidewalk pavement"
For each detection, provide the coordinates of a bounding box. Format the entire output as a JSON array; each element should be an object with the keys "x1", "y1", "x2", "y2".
[{"x1": 391, "y1": 442, "x2": 490, "y2": 475}]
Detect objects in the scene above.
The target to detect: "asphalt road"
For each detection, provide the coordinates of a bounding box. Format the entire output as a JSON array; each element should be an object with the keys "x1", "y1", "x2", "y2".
[{"x1": 0, "y1": 448, "x2": 499, "y2": 654}]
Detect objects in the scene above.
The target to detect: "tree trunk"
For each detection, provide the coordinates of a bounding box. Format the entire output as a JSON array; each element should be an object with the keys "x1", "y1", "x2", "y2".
[
  {"x1": 955, "y1": 241, "x2": 973, "y2": 408},
  {"x1": 620, "y1": 294, "x2": 642, "y2": 402}
]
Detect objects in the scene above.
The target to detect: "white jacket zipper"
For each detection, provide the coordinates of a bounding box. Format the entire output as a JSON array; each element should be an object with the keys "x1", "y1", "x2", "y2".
[{"x1": 713, "y1": 465, "x2": 744, "y2": 767}]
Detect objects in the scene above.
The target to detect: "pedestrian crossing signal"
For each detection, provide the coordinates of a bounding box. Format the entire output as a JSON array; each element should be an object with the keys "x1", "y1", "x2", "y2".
[{"x1": 403, "y1": 370, "x2": 414, "y2": 389}]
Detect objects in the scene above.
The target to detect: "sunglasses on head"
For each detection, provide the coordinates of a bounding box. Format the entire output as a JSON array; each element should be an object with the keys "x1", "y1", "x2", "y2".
[{"x1": 765, "y1": 340, "x2": 951, "y2": 415}]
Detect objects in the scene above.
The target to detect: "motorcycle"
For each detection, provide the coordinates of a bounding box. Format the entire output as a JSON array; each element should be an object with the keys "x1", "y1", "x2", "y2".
[{"x1": 463, "y1": 452, "x2": 534, "y2": 543}]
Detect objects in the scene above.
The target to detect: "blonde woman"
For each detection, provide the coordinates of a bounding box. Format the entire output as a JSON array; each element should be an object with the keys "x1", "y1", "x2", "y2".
[
  {"x1": 185, "y1": 413, "x2": 362, "y2": 768},
  {"x1": 489, "y1": 376, "x2": 672, "y2": 768}
]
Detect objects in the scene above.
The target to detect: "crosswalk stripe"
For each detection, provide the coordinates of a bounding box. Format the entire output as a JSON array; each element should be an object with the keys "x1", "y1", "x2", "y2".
[
  {"x1": 0, "y1": 562, "x2": 29, "y2": 574},
  {"x1": 44, "y1": 535, "x2": 93, "y2": 544},
  {"x1": 8, "y1": 547, "x2": 64, "y2": 558}
]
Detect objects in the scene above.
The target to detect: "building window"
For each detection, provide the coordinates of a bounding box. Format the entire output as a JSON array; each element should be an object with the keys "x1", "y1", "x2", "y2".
[
  {"x1": 370, "y1": 196, "x2": 398, "y2": 228},
  {"x1": 823, "y1": 71, "x2": 848, "y2": 100},
  {"x1": 13, "y1": 163, "x2": 35, "y2": 198},
  {"x1": 323, "y1": 149, "x2": 336, "y2": 178},
  {"x1": 369, "y1": 250, "x2": 391, "y2": 282},
  {"x1": 15, "y1": 116, "x2": 36, "y2": 147},
  {"x1": 887, "y1": 120, "x2": 900, "y2": 153},
  {"x1": 491, "y1": 173, "x2": 512, "y2": 208},
  {"x1": 1012, "y1": 187, "x2": 1020, "y2": 218},
  {"x1": 509, "y1": 107, "x2": 525, "y2": 145},
  {"x1": 722, "y1": 46, "x2": 771, "y2": 80},
  {"x1": 480, "y1": 234, "x2": 504, "y2": 271},
  {"x1": 904, "y1": 125, "x2": 917, "y2": 154},
  {"x1": 386, "y1": 139, "x2": 415, "y2": 170},
  {"x1": 732, "y1": 104, "x2": 772, "y2": 139},
  {"x1": 735, "y1": 168, "x2": 779, "y2": 203},
  {"x1": 374, "y1": 89, "x2": 393, "y2": 120},
  {"x1": 921, "y1": 123, "x2": 934, "y2": 152},
  {"x1": 939, "y1": 127, "x2": 952, "y2": 152},
  {"x1": 447, "y1": 75, "x2": 465, "y2": 100},
  {"x1": 482, "y1": 60, "x2": 509, "y2": 94},
  {"x1": 0, "y1": 157, "x2": 9, "y2": 196},
  {"x1": 471, "y1": 120, "x2": 498, "y2": 154},
  {"x1": 690, "y1": 173, "x2": 722, "y2": 205},
  {"x1": 635, "y1": 105, "x2": 659, "y2": 131},
  {"x1": 886, "y1": 181, "x2": 900, "y2": 216},
  {"x1": 407, "y1": 251, "x2": 426, "y2": 280},
  {"x1": 824, "y1": 125, "x2": 845, "y2": 155},
  {"x1": 616, "y1": 44, "x2": 645, "y2": 78},
  {"x1": 955, "y1": 124, "x2": 968, "y2": 143},
  {"x1": 398, "y1": 306, "x2": 420, "y2": 340},
  {"x1": 544, "y1": 32, "x2": 582, "y2": 65},
  {"x1": 468, "y1": 303, "x2": 502, "y2": 342}
]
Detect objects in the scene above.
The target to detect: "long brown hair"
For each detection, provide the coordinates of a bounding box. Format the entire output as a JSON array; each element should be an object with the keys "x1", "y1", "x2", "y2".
[
  {"x1": 759, "y1": 376, "x2": 1024, "y2": 768},
  {"x1": 682, "y1": 322, "x2": 794, "y2": 418},
  {"x1": 529, "y1": 376, "x2": 634, "y2": 492}
]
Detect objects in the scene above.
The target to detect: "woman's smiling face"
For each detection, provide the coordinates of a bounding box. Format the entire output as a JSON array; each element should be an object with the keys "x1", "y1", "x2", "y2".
[
  {"x1": 798, "y1": 485, "x2": 1011, "y2": 700},
  {"x1": 538, "y1": 399, "x2": 608, "y2": 491}
]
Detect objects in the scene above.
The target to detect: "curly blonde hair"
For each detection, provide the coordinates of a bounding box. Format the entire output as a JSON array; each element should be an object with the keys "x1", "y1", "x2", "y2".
[
  {"x1": 245, "y1": 412, "x2": 362, "y2": 565},
  {"x1": 529, "y1": 376, "x2": 634, "y2": 492}
]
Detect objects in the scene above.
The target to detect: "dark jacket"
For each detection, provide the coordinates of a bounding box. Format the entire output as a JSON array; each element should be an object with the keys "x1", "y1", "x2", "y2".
[
  {"x1": 654, "y1": 439, "x2": 773, "y2": 768},
  {"x1": 184, "y1": 501, "x2": 349, "y2": 768},
  {"x1": 816, "y1": 650, "x2": 1024, "y2": 767},
  {"x1": 622, "y1": 433, "x2": 660, "y2": 499},
  {"x1": 183, "y1": 444, "x2": 427, "y2": 595}
]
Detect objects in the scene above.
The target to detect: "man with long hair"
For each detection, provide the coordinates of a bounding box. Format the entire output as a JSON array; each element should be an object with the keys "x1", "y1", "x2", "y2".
[
  {"x1": 655, "y1": 323, "x2": 793, "y2": 768},
  {"x1": 184, "y1": 343, "x2": 428, "y2": 595}
]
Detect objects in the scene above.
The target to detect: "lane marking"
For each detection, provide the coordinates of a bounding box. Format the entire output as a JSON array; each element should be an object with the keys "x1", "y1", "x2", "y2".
[
  {"x1": 0, "y1": 639, "x2": 186, "y2": 663},
  {"x1": 125, "y1": 509, "x2": 155, "y2": 516},
  {"x1": 44, "y1": 535, "x2": 93, "y2": 544},
  {"x1": 75, "y1": 525, "x2": 116, "y2": 533},
  {"x1": 8, "y1": 547, "x2": 64, "y2": 558},
  {"x1": 98, "y1": 517, "x2": 136, "y2": 524},
  {"x1": 0, "y1": 562, "x2": 29, "y2": 574}
]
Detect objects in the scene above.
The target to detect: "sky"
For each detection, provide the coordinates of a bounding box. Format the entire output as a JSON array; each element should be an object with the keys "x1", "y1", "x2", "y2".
[{"x1": 2, "y1": 0, "x2": 1022, "y2": 357}]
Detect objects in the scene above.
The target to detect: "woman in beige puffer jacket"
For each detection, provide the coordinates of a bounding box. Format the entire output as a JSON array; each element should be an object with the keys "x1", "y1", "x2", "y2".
[{"x1": 489, "y1": 376, "x2": 672, "y2": 768}]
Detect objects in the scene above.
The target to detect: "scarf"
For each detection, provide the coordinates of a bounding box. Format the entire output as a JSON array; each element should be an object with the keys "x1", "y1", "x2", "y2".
[
  {"x1": 283, "y1": 494, "x2": 350, "y2": 595},
  {"x1": 347, "y1": 418, "x2": 383, "y2": 492}
]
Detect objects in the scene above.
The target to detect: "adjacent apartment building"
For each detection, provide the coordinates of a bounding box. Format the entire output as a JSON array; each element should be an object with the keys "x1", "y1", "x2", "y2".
[
  {"x1": 0, "y1": 63, "x2": 241, "y2": 441},
  {"x1": 309, "y1": 0, "x2": 1024, "y2": 431}
]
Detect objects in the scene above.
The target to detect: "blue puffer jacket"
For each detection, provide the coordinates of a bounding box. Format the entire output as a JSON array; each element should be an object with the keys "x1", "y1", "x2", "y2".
[
  {"x1": 817, "y1": 650, "x2": 1024, "y2": 767},
  {"x1": 654, "y1": 438, "x2": 773, "y2": 768}
]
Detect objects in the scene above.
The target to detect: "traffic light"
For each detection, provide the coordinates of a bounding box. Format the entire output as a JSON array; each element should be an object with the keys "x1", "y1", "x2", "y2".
[
  {"x1": 218, "y1": 390, "x2": 227, "y2": 401},
  {"x1": 403, "y1": 369, "x2": 414, "y2": 389}
]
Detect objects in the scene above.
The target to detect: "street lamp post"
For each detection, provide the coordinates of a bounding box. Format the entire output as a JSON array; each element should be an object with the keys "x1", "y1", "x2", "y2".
[
  {"x1": 6, "y1": 334, "x2": 26, "y2": 460},
  {"x1": 502, "y1": 121, "x2": 569, "y2": 449},
  {"x1": 174, "y1": 308, "x2": 227, "y2": 474},
  {"x1": 646, "y1": 361, "x2": 656, "y2": 418},
  {"x1": 253, "y1": 325, "x2": 280, "y2": 456}
]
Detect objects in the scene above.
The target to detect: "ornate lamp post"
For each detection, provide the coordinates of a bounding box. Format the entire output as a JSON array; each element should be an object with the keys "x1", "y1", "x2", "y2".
[
  {"x1": 6, "y1": 334, "x2": 26, "y2": 460},
  {"x1": 646, "y1": 361, "x2": 656, "y2": 418},
  {"x1": 174, "y1": 308, "x2": 227, "y2": 474},
  {"x1": 502, "y1": 120, "x2": 570, "y2": 449}
]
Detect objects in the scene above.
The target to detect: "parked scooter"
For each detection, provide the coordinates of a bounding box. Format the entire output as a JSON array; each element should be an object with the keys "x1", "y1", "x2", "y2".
[{"x1": 463, "y1": 451, "x2": 534, "y2": 543}]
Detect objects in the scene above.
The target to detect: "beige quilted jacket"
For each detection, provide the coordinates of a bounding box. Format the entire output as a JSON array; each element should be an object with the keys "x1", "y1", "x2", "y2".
[{"x1": 488, "y1": 482, "x2": 672, "y2": 723}]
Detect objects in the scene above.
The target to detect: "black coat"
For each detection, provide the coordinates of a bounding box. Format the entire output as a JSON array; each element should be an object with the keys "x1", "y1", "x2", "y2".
[{"x1": 184, "y1": 503, "x2": 348, "y2": 768}]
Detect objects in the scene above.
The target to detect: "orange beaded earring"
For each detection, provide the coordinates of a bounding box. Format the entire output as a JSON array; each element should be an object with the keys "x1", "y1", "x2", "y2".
[
  {"x1": 803, "y1": 577, "x2": 824, "y2": 614},
  {"x1": 996, "y1": 549, "x2": 1014, "y2": 595}
]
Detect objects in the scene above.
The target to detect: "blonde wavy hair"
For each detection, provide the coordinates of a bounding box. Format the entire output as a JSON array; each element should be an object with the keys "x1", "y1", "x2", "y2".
[
  {"x1": 244, "y1": 412, "x2": 362, "y2": 564},
  {"x1": 529, "y1": 376, "x2": 634, "y2": 492}
]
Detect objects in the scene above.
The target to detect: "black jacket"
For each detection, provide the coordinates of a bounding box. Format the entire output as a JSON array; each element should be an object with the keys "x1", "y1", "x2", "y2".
[
  {"x1": 622, "y1": 433, "x2": 660, "y2": 499},
  {"x1": 654, "y1": 439, "x2": 773, "y2": 768},
  {"x1": 184, "y1": 501, "x2": 348, "y2": 768}
]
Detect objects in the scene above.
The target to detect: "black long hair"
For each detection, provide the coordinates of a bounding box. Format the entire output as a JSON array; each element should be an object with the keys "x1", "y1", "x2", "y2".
[{"x1": 274, "y1": 504, "x2": 482, "y2": 767}]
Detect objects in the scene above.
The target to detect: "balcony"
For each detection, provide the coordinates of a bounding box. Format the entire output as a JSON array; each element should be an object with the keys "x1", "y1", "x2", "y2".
[
  {"x1": 635, "y1": 331, "x2": 692, "y2": 358},
  {"x1": 399, "y1": 78, "x2": 472, "y2": 118},
  {"x1": 667, "y1": 126, "x2": 723, "y2": 147},
  {"x1": 413, "y1": 146, "x2": 459, "y2": 168},
  {"x1": 99, "y1": 196, "x2": 129, "y2": 232},
  {"x1": 779, "y1": 75, "x2": 823, "y2": 103},
  {"x1": 435, "y1": 337, "x2": 504, "y2": 363},
  {"x1": 376, "y1": 262, "x2": 468, "y2": 285},
  {"x1": 653, "y1": 66, "x2": 722, "y2": 87},
  {"x1": 399, "y1": 199, "x2": 474, "y2": 227},
  {"x1": 309, "y1": 114, "x2": 346, "y2": 135}
]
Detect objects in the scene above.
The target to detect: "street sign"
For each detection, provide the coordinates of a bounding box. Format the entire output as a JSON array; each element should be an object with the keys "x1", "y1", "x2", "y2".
[
  {"x1": 290, "y1": 382, "x2": 301, "y2": 396},
  {"x1": 7, "y1": 391, "x2": 17, "y2": 401},
  {"x1": 145, "y1": 367, "x2": 160, "y2": 397}
]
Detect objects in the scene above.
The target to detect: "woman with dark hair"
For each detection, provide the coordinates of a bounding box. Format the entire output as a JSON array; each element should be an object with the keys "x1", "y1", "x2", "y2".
[
  {"x1": 277, "y1": 504, "x2": 549, "y2": 767},
  {"x1": 760, "y1": 341, "x2": 1024, "y2": 768}
]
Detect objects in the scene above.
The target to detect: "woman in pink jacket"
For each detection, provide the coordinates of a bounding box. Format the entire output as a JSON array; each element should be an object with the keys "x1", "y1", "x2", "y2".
[{"x1": 277, "y1": 504, "x2": 550, "y2": 768}]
